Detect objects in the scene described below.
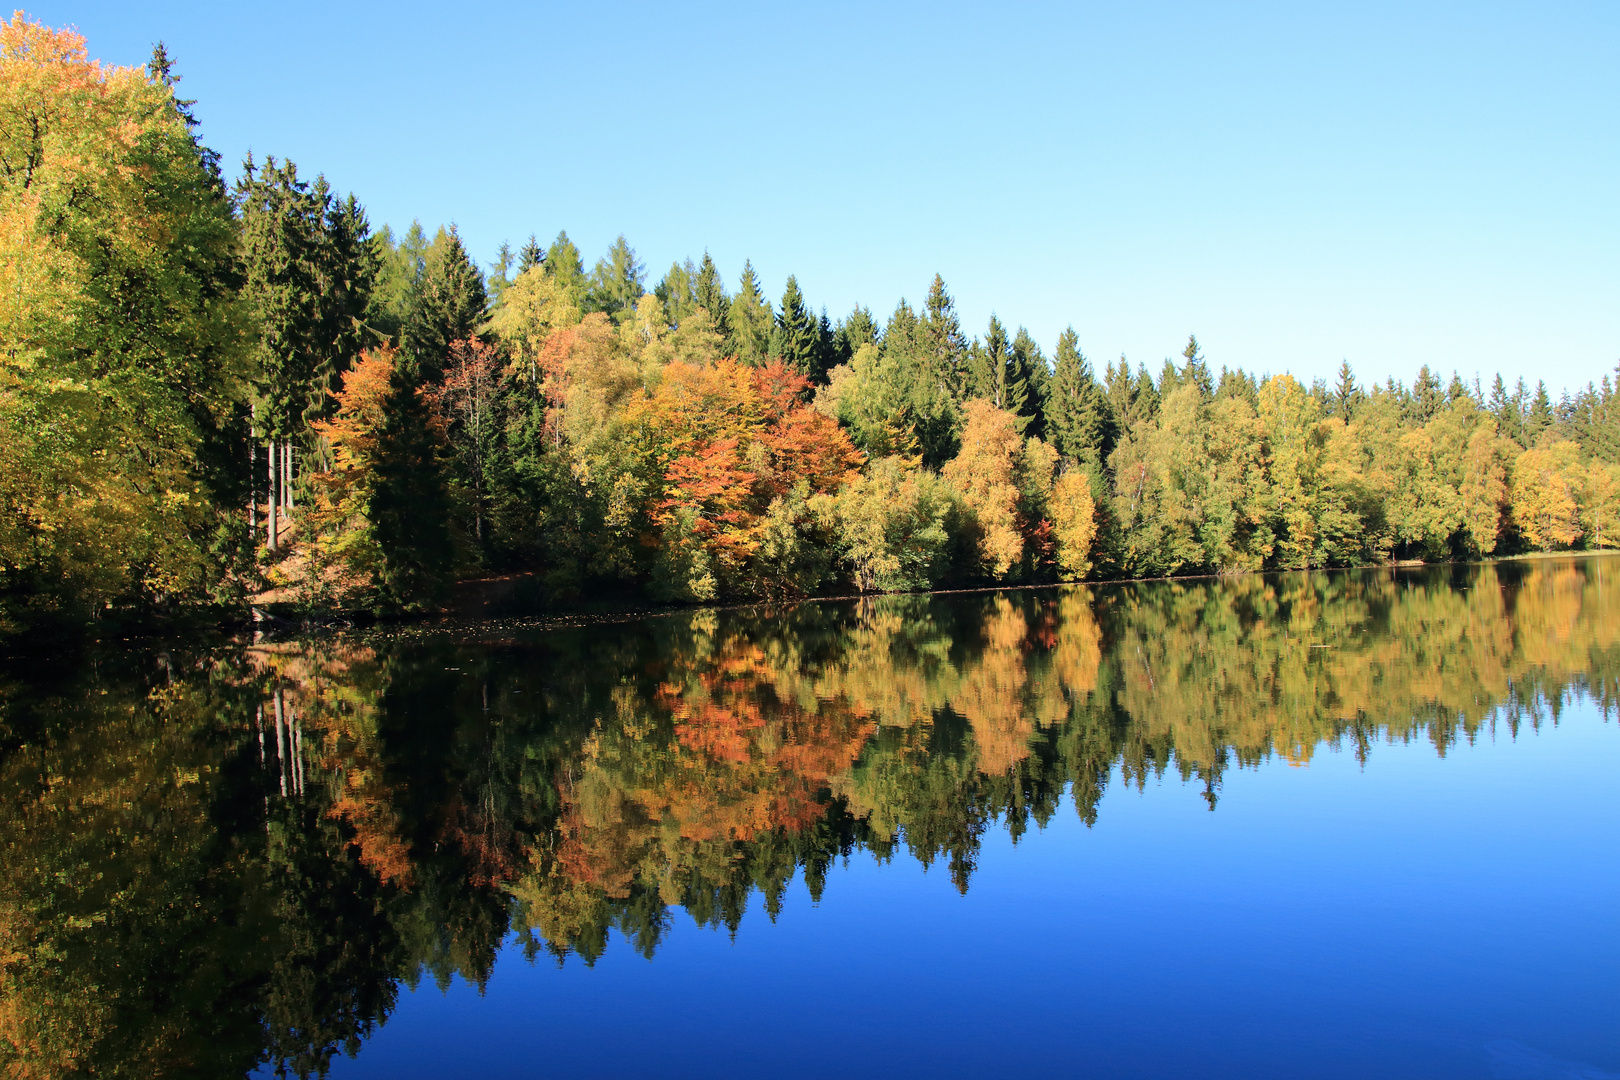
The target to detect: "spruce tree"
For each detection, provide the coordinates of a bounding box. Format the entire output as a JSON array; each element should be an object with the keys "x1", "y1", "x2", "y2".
[
  {"x1": 1012, "y1": 327, "x2": 1047, "y2": 438},
  {"x1": 920, "y1": 274, "x2": 966, "y2": 397},
  {"x1": 517, "y1": 234, "x2": 544, "y2": 274},
  {"x1": 1131, "y1": 363, "x2": 1161, "y2": 423},
  {"x1": 816, "y1": 310, "x2": 839, "y2": 380},
  {"x1": 836, "y1": 305, "x2": 879, "y2": 358},
  {"x1": 1332, "y1": 360, "x2": 1358, "y2": 419},
  {"x1": 729, "y1": 260, "x2": 773, "y2": 365},
  {"x1": 772, "y1": 274, "x2": 819, "y2": 377},
  {"x1": 1528, "y1": 381, "x2": 1555, "y2": 443},
  {"x1": 1047, "y1": 327, "x2": 1111, "y2": 462},
  {"x1": 586, "y1": 234, "x2": 645, "y2": 318},
  {"x1": 694, "y1": 252, "x2": 731, "y2": 343},
  {"x1": 234, "y1": 154, "x2": 324, "y2": 440},
  {"x1": 369, "y1": 359, "x2": 455, "y2": 610},
  {"x1": 1409, "y1": 365, "x2": 1444, "y2": 423},
  {"x1": 1179, "y1": 335, "x2": 1213, "y2": 398},
  {"x1": 311, "y1": 190, "x2": 378, "y2": 423},
  {"x1": 403, "y1": 226, "x2": 487, "y2": 383},
  {"x1": 545, "y1": 231, "x2": 586, "y2": 290},
  {"x1": 656, "y1": 259, "x2": 698, "y2": 325}
]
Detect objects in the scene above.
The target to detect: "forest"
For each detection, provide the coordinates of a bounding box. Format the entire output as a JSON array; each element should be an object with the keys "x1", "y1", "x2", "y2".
[{"x1": 4, "y1": 13, "x2": 1620, "y2": 633}]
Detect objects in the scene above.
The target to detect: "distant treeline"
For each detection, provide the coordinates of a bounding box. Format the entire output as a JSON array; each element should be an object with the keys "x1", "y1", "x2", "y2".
[{"x1": 3, "y1": 13, "x2": 1619, "y2": 629}]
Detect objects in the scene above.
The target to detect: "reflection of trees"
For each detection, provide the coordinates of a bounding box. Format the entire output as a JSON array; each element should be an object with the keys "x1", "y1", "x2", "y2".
[{"x1": 2, "y1": 557, "x2": 1618, "y2": 1074}]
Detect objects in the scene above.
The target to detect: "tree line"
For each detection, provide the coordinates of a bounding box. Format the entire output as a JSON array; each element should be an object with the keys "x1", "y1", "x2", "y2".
[{"x1": 4, "y1": 14, "x2": 1620, "y2": 631}]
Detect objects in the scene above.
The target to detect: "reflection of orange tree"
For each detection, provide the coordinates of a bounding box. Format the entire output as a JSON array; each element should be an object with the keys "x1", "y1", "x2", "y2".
[
  {"x1": 247, "y1": 640, "x2": 412, "y2": 885},
  {"x1": 513, "y1": 619, "x2": 875, "y2": 960}
]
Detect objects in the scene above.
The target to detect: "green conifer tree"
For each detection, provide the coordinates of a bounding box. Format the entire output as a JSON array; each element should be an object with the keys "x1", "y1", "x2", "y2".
[
  {"x1": 693, "y1": 252, "x2": 732, "y2": 344},
  {"x1": 403, "y1": 226, "x2": 487, "y2": 383},
  {"x1": 586, "y1": 235, "x2": 645, "y2": 318},
  {"x1": 815, "y1": 309, "x2": 839, "y2": 381},
  {"x1": 1331, "y1": 360, "x2": 1359, "y2": 419},
  {"x1": 369, "y1": 360, "x2": 455, "y2": 610},
  {"x1": 1528, "y1": 381, "x2": 1555, "y2": 443},
  {"x1": 545, "y1": 231, "x2": 586, "y2": 290},
  {"x1": 235, "y1": 155, "x2": 325, "y2": 440},
  {"x1": 836, "y1": 305, "x2": 879, "y2": 359},
  {"x1": 921, "y1": 274, "x2": 966, "y2": 398},
  {"x1": 729, "y1": 261, "x2": 773, "y2": 365},
  {"x1": 656, "y1": 259, "x2": 698, "y2": 325},
  {"x1": 1409, "y1": 365, "x2": 1444, "y2": 424},
  {"x1": 1179, "y1": 335, "x2": 1213, "y2": 398},
  {"x1": 1046, "y1": 328, "x2": 1114, "y2": 464},
  {"x1": 772, "y1": 274, "x2": 819, "y2": 377},
  {"x1": 516, "y1": 235, "x2": 544, "y2": 274},
  {"x1": 1012, "y1": 327, "x2": 1048, "y2": 438}
]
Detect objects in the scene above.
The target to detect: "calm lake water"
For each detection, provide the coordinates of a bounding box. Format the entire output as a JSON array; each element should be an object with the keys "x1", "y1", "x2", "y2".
[{"x1": 2, "y1": 559, "x2": 1617, "y2": 1079}]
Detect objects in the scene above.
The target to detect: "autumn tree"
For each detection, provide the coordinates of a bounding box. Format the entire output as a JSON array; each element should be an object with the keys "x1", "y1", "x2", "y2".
[
  {"x1": 944, "y1": 400, "x2": 1029, "y2": 579},
  {"x1": 0, "y1": 17, "x2": 249, "y2": 629}
]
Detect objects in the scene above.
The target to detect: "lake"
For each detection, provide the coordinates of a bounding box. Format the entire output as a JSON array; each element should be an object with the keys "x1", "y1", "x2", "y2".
[{"x1": 1, "y1": 558, "x2": 1616, "y2": 1079}]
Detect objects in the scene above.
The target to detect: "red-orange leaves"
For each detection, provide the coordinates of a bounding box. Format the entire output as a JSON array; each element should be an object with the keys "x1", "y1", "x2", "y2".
[{"x1": 640, "y1": 357, "x2": 862, "y2": 599}]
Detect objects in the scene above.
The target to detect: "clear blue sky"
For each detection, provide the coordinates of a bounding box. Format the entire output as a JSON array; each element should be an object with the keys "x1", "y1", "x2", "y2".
[{"x1": 36, "y1": 1, "x2": 1620, "y2": 395}]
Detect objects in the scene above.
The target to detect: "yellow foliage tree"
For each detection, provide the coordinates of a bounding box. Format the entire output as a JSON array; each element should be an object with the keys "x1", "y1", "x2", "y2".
[
  {"x1": 0, "y1": 15, "x2": 247, "y2": 625},
  {"x1": 943, "y1": 399, "x2": 1025, "y2": 578},
  {"x1": 1512, "y1": 441, "x2": 1585, "y2": 549},
  {"x1": 1049, "y1": 470, "x2": 1097, "y2": 581}
]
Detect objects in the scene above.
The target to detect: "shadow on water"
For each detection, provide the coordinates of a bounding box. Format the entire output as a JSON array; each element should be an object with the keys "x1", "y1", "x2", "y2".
[{"x1": 2, "y1": 558, "x2": 1619, "y2": 1077}]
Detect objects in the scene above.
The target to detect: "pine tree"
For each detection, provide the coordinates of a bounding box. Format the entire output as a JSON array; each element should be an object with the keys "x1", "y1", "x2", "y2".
[
  {"x1": 729, "y1": 260, "x2": 773, "y2": 365},
  {"x1": 403, "y1": 225, "x2": 487, "y2": 383},
  {"x1": 772, "y1": 274, "x2": 819, "y2": 378}
]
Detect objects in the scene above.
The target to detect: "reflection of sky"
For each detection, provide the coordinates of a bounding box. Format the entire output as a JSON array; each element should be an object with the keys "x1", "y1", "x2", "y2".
[{"x1": 314, "y1": 702, "x2": 1620, "y2": 1080}]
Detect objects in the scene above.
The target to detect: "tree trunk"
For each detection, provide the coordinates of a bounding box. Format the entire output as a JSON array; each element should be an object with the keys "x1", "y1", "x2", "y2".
[
  {"x1": 248, "y1": 408, "x2": 257, "y2": 534},
  {"x1": 283, "y1": 441, "x2": 294, "y2": 510},
  {"x1": 267, "y1": 438, "x2": 278, "y2": 550}
]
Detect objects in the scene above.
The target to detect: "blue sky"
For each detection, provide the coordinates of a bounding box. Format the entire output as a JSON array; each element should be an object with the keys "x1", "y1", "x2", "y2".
[{"x1": 37, "y1": 1, "x2": 1619, "y2": 394}]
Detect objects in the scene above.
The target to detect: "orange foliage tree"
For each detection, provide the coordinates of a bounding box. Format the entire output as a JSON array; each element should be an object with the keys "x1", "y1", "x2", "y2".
[{"x1": 636, "y1": 358, "x2": 862, "y2": 600}]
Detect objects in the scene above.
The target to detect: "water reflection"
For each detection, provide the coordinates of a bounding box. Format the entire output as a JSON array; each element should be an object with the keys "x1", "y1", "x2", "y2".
[{"x1": 1, "y1": 558, "x2": 1617, "y2": 1078}]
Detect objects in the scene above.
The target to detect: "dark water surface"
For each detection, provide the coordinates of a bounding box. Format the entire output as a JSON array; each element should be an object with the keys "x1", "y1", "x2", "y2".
[{"x1": 2, "y1": 559, "x2": 1617, "y2": 1079}]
